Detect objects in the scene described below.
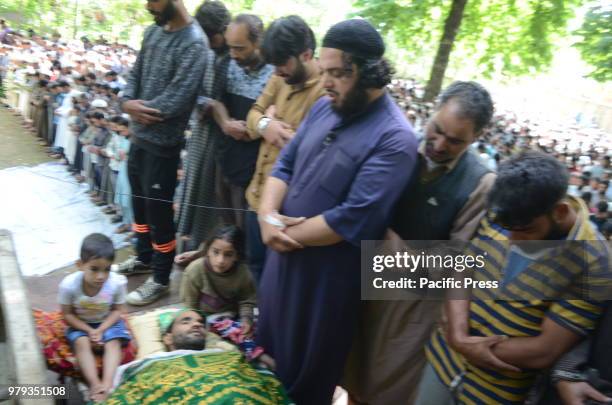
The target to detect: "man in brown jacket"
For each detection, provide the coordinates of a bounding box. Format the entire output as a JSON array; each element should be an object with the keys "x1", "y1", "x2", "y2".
[{"x1": 243, "y1": 15, "x2": 325, "y2": 283}]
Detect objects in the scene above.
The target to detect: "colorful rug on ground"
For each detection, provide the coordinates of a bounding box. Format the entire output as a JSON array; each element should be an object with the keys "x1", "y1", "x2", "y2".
[{"x1": 33, "y1": 309, "x2": 137, "y2": 379}]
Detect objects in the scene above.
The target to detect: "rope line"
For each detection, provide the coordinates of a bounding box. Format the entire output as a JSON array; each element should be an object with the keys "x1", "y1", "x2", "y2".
[{"x1": 24, "y1": 166, "x2": 254, "y2": 213}]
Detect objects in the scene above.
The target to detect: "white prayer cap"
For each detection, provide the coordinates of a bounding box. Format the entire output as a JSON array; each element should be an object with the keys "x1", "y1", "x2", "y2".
[{"x1": 91, "y1": 99, "x2": 108, "y2": 108}]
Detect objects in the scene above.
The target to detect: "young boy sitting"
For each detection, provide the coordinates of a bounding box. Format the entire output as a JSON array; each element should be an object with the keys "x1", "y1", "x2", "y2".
[{"x1": 58, "y1": 233, "x2": 130, "y2": 402}]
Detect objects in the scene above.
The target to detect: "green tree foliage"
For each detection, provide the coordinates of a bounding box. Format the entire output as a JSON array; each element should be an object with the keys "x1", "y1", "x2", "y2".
[
  {"x1": 1, "y1": 0, "x2": 151, "y2": 43},
  {"x1": 353, "y1": 0, "x2": 584, "y2": 99},
  {"x1": 574, "y1": 4, "x2": 612, "y2": 82},
  {"x1": 1, "y1": 0, "x2": 349, "y2": 46}
]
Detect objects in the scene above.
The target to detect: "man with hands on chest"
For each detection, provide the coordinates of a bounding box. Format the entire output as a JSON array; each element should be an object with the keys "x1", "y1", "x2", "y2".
[{"x1": 255, "y1": 18, "x2": 418, "y2": 405}]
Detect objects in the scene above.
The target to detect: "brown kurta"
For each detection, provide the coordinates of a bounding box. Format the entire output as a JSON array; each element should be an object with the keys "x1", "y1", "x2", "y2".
[{"x1": 244, "y1": 73, "x2": 325, "y2": 210}]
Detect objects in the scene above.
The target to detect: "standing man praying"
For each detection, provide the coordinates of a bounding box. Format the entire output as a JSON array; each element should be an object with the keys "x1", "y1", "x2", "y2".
[
  {"x1": 256, "y1": 19, "x2": 418, "y2": 404},
  {"x1": 114, "y1": 0, "x2": 208, "y2": 305}
]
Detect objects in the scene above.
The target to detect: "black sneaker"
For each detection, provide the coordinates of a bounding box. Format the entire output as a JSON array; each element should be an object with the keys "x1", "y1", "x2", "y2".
[{"x1": 111, "y1": 255, "x2": 152, "y2": 275}]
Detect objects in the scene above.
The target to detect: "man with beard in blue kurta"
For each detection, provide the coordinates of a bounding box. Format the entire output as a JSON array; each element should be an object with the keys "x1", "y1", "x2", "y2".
[{"x1": 255, "y1": 19, "x2": 419, "y2": 405}]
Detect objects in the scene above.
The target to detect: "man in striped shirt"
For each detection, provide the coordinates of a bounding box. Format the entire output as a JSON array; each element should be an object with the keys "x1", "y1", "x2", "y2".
[{"x1": 415, "y1": 152, "x2": 611, "y2": 405}]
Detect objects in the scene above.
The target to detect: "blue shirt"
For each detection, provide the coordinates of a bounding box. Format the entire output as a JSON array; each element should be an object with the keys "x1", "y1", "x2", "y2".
[
  {"x1": 258, "y1": 92, "x2": 418, "y2": 403},
  {"x1": 271, "y1": 93, "x2": 418, "y2": 245},
  {"x1": 53, "y1": 93, "x2": 65, "y2": 125}
]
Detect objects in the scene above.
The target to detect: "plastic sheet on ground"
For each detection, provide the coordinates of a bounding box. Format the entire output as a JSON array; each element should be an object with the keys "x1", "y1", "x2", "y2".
[{"x1": 0, "y1": 162, "x2": 130, "y2": 276}]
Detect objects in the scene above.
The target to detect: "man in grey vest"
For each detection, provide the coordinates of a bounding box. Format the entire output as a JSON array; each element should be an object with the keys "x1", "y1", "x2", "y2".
[{"x1": 344, "y1": 81, "x2": 496, "y2": 404}]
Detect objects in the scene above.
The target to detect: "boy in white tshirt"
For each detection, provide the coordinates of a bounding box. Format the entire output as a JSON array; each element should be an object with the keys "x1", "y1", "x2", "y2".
[{"x1": 58, "y1": 233, "x2": 130, "y2": 402}]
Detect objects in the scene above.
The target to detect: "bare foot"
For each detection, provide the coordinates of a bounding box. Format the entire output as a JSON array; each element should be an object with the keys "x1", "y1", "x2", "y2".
[
  {"x1": 174, "y1": 250, "x2": 203, "y2": 267},
  {"x1": 96, "y1": 386, "x2": 111, "y2": 403},
  {"x1": 259, "y1": 354, "x2": 276, "y2": 371},
  {"x1": 90, "y1": 384, "x2": 107, "y2": 403}
]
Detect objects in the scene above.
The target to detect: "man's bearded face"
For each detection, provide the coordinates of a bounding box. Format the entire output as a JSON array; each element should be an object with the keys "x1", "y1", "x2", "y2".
[{"x1": 148, "y1": 0, "x2": 177, "y2": 27}]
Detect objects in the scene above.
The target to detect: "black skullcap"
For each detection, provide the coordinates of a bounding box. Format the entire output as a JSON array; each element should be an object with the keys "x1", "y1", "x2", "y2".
[{"x1": 322, "y1": 19, "x2": 385, "y2": 60}]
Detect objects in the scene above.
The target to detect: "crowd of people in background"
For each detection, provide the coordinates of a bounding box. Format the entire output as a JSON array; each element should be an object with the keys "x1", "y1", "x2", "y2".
[
  {"x1": 1, "y1": 20, "x2": 610, "y2": 244},
  {"x1": 1, "y1": 2, "x2": 612, "y2": 404},
  {"x1": 386, "y1": 81, "x2": 612, "y2": 237},
  {"x1": 1, "y1": 26, "x2": 137, "y2": 234}
]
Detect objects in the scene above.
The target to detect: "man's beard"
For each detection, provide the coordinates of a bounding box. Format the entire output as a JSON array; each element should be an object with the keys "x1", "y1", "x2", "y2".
[
  {"x1": 235, "y1": 53, "x2": 259, "y2": 68},
  {"x1": 515, "y1": 217, "x2": 568, "y2": 256},
  {"x1": 331, "y1": 83, "x2": 369, "y2": 118},
  {"x1": 151, "y1": 1, "x2": 177, "y2": 26},
  {"x1": 173, "y1": 332, "x2": 206, "y2": 351},
  {"x1": 213, "y1": 44, "x2": 229, "y2": 56},
  {"x1": 285, "y1": 59, "x2": 306, "y2": 85},
  {"x1": 543, "y1": 218, "x2": 567, "y2": 241},
  {"x1": 424, "y1": 141, "x2": 453, "y2": 164}
]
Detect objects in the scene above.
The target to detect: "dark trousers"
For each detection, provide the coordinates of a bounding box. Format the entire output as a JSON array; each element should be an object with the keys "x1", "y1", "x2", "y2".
[
  {"x1": 128, "y1": 143, "x2": 179, "y2": 285},
  {"x1": 215, "y1": 164, "x2": 248, "y2": 230},
  {"x1": 94, "y1": 163, "x2": 103, "y2": 190},
  {"x1": 50, "y1": 123, "x2": 57, "y2": 146},
  {"x1": 73, "y1": 139, "x2": 83, "y2": 172},
  {"x1": 246, "y1": 210, "x2": 266, "y2": 285},
  {"x1": 47, "y1": 115, "x2": 54, "y2": 144}
]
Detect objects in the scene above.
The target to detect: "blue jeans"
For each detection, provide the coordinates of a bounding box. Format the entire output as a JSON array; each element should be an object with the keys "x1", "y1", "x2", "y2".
[
  {"x1": 65, "y1": 319, "x2": 131, "y2": 346},
  {"x1": 414, "y1": 362, "x2": 456, "y2": 405}
]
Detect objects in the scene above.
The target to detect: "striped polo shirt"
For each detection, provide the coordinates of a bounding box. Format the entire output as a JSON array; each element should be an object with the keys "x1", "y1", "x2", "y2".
[{"x1": 426, "y1": 197, "x2": 611, "y2": 404}]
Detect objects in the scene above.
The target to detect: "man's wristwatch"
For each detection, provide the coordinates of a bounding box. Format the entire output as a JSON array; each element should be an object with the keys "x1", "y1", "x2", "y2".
[
  {"x1": 257, "y1": 116, "x2": 272, "y2": 136},
  {"x1": 551, "y1": 370, "x2": 586, "y2": 385}
]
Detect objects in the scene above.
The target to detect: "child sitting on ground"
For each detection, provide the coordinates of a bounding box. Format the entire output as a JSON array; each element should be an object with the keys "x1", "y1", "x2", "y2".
[
  {"x1": 180, "y1": 225, "x2": 272, "y2": 366},
  {"x1": 58, "y1": 233, "x2": 130, "y2": 402}
]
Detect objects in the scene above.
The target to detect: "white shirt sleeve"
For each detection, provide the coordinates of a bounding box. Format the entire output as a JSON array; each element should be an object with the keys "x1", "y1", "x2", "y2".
[
  {"x1": 57, "y1": 273, "x2": 77, "y2": 306},
  {"x1": 112, "y1": 274, "x2": 128, "y2": 305}
]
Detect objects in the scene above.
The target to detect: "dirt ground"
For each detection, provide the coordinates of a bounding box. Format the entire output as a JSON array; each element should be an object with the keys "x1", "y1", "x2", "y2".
[
  {"x1": 0, "y1": 106, "x2": 53, "y2": 170},
  {"x1": 1, "y1": 105, "x2": 184, "y2": 403},
  {"x1": 0, "y1": 105, "x2": 182, "y2": 313}
]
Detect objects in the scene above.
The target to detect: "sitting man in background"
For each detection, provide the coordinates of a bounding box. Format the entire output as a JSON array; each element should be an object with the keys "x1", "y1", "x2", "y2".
[{"x1": 106, "y1": 309, "x2": 291, "y2": 405}]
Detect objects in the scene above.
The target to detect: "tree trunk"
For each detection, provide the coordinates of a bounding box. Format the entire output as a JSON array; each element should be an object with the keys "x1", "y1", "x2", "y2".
[
  {"x1": 423, "y1": 0, "x2": 469, "y2": 102},
  {"x1": 73, "y1": 0, "x2": 79, "y2": 39}
]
